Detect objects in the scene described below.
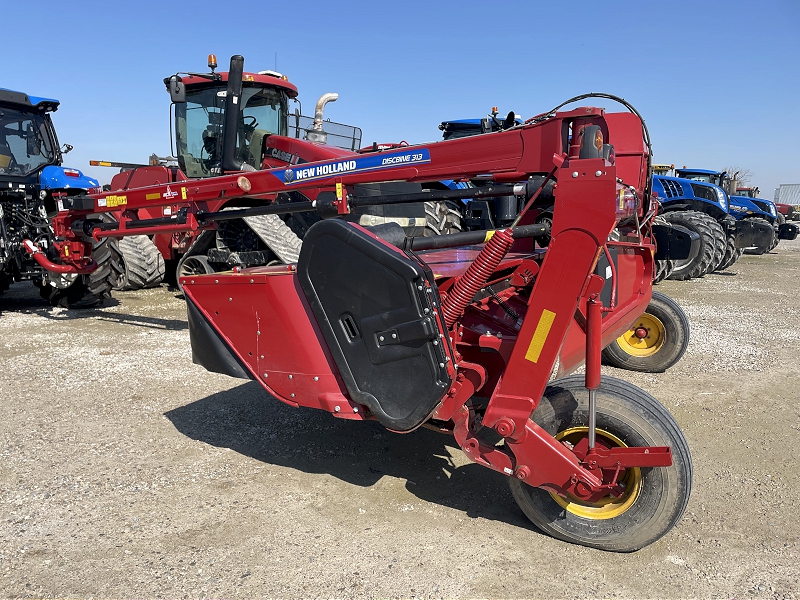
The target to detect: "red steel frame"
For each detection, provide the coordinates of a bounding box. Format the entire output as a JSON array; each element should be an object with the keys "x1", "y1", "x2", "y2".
[{"x1": 45, "y1": 106, "x2": 670, "y2": 502}]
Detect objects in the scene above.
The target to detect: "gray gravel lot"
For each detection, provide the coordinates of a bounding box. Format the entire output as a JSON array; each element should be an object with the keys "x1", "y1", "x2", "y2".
[{"x1": 1, "y1": 238, "x2": 799, "y2": 599}]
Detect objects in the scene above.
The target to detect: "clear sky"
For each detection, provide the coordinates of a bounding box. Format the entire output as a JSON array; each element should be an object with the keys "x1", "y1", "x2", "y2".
[{"x1": 5, "y1": 0, "x2": 798, "y2": 198}]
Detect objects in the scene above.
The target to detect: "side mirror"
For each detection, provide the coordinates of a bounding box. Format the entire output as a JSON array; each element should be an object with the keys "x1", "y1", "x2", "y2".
[{"x1": 168, "y1": 75, "x2": 186, "y2": 103}]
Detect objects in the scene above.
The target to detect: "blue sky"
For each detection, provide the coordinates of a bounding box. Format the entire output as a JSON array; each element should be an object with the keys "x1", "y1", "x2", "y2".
[{"x1": 5, "y1": 0, "x2": 799, "y2": 197}]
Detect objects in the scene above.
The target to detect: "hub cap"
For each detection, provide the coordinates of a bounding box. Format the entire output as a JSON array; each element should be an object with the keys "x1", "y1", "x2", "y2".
[
  {"x1": 615, "y1": 313, "x2": 666, "y2": 357},
  {"x1": 550, "y1": 427, "x2": 643, "y2": 519}
]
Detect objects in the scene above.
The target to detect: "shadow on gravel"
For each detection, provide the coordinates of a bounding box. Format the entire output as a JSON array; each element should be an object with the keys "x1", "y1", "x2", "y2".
[
  {"x1": 165, "y1": 381, "x2": 531, "y2": 530},
  {"x1": 0, "y1": 284, "x2": 186, "y2": 330}
]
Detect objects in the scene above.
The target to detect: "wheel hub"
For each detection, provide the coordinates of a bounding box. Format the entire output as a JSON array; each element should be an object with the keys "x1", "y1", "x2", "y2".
[{"x1": 615, "y1": 312, "x2": 666, "y2": 357}]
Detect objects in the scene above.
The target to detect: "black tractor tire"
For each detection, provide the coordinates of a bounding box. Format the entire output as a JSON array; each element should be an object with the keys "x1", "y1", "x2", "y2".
[
  {"x1": 769, "y1": 214, "x2": 785, "y2": 251},
  {"x1": 115, "y1": 235, "x2": 166, "y2": 290},
  {"x1": 717, "y1": 236, "x2": 744, "y2": 271},
  {"x1": 40, "y1": 237, "x2": 124, "y2": 308},
  {"x1": 508, "y1": 375, "x2": 692, "y2": 552},
  {"x1": 707, "y1": 219, "x2": 727, "y2": 273},
  {"x1": 663, "y1": 211, "x2": 718, "y2": 280},
  {"x1": 424, "y1": 200, "x2": 463, "y2": 236},
  {"x1": 653, "y1": 259, "x2": 674, "y2": 284},
  {"x1": 742, "y1": 217, "x2": 774, "y2": 255},
  {"x1": 601, "y1": 291, "x2": 689, "y2": 373}
]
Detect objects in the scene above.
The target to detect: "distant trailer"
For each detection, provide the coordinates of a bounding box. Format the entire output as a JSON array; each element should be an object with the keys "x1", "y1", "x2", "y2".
[{"x1": 774, "y1": 183, "x2": 800, "y2": 204}]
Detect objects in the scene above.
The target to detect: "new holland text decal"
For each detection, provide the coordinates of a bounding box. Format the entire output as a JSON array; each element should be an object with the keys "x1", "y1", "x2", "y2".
[{"x1": 282, "y1": 149, "x2": 431, "y2": 185}]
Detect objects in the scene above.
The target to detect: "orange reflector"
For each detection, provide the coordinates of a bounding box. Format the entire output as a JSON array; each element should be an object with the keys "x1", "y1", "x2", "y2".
[
  {"x1": 237, "y1": 176, "x2": 252, "y2": 193},
  {"x1": 594, "y1": 129, "x2": 603, "y2": 151}
]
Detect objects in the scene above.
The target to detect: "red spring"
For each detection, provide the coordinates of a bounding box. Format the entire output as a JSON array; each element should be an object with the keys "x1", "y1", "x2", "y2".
[{"x1": 441, "y1": 228, "x2": 515, "y2": 329}]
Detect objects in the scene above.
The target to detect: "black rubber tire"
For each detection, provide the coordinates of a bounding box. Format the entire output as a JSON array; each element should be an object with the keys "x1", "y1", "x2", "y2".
[
  {"x1": 116, "y1": 235, "x2": 166, "y2": 290},
  {"x1": 653, "y1": 259, "x2": 674, "y2": 284},
  {"x1": 742, "y1": 217, "x2": 773, "y2": 255},
  {"x1": 535, "y1": 212, "x2": 554, "y2": 247},
  {"x1": 176, "y1": 254, "x2": 215, "y2": 293},
  {"x1": 663, "y1": 211, "x2": 718, "y2": 280},
  {"x1": 423, "y1": 200, "x2": 463, "y2": 236},
  {"x1": 717, "y1": 236, "x2": 744, "y2": 271},
  {"x1": 508, "y1": 375, "x2": 692, "y2": 552},
  {"x1": 601, "y1": 291, "x2": 689, "y2": 373},
  {"x1": 769, "y1": 214, "x2": 785, "y2": 251},
  {"x1": 40, "y1": 237, "x2": 123, "y2": 308},
  {"x1": 706, "y1": 219, "x2": 727, "y2": 273}
]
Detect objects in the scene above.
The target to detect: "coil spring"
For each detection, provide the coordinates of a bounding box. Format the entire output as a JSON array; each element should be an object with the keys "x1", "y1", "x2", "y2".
[{"x1": 440, "y1": 228, "x2": 515, "y2": 329}]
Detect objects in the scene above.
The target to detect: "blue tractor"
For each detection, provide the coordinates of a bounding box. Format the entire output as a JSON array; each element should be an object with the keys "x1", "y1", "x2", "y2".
[
  {"x1": 673, "y1": 168, "x2": 797, "y2": 258},
  {"x1": 0, "y1": 89, "x2": 122, "y2": 308},
  {"x1": 650, "y1": 167, "x2": 774, "y2": 279}
]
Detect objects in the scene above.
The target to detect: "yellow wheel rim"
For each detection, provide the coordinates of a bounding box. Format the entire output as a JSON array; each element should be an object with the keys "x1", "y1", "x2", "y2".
[
  {"x1": 615, "y1": 312, "x2": 666, "y2": 357},
  {"x1": 549, "y1": 427, "x2": 642, "y2": 520}
]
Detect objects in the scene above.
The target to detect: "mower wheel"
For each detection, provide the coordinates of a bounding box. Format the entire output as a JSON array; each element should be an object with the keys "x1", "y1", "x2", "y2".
[
  {"x1": 601, "y1": 291, "x2": 689, "y2": 373},
  {"x1": 508, "y1": 375, "x2": 692, "y2": 552},
  {"x1": 717, "y1": 236, "x2": 744, "y2": 271},
  {"x1": 177, "y1": 255, "x2": 215, "y2": 292},
  {"x1": 424, "y1": 200, "x2": 463, "y2": 236},
  {"x1": 535, "y1": 212, "x2": 554, "y2": 247},
  {"x1": 663, "y1": 211, "x2": 718, "y2": 280},
  {"x1": 116, "y1": 235, "x2": 166, "y2": 290}
]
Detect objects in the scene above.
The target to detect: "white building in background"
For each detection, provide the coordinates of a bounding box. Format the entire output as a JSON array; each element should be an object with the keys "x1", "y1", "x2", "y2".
[{"x1": 774, "y1": 184, "x2": 800, "y2": 203}]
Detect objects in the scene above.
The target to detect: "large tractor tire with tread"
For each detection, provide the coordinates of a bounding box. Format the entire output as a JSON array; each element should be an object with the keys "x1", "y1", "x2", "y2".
[
  {"x1": 601, "y1": 291, "x2": 689, "y2": 373},
  {"x1": 768, "y1": 214, "x2": 784, "y2": 251},
  {"x1": 717, "y1": 236, "x2": 744, "y2": 271},
  {"x1": 40, "y1": 237, "x2": 124, "y2": 308},
  {"x1": 508, "y1": 375, "x2": 692, "y2": 552},
  {"x1": 116, "y1": 235, "x2": 166, "y2": 290},
  {"x1": 707, "y1": 220, "x2": 727, "y2": 272},
  {"x1": 663, "y1": 211, "x2": 719, "y2": 280},
  {"x1": 653, "y1": 259, "x2": 674, "y2": 284},
  {"x1": 424, "y1": 200, "x2": 463, "y2": 236},
  {"x1": 742, "y1": 217, "x2": 774, "y2": 255}
]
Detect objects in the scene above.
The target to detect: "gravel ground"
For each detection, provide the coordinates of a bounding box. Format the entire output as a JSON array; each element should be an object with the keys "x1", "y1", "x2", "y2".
[{"x1": 1, "y1": 237, "x2": 799, "y2": 599}]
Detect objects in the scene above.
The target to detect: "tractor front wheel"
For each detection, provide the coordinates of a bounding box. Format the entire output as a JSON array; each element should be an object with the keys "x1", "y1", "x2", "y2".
[
  {"x1": 663, "y1": 211, "x2": 720, "y2": 280},
  {"x1": 601, "y1": 291, "x2": 689, "y2": 373},
  {"x1": 508, "y1": 375, "x2": 692, "y2": 552}
]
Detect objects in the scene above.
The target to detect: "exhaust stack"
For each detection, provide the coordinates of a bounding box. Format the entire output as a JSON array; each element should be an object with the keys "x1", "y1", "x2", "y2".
[{"x1": 305, "y1": 93, "x2": 338, "y2": 144}]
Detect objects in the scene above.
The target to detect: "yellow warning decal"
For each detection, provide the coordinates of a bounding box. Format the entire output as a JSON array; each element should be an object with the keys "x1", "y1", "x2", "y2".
[
  {"x1": 145, "y1": 193, "x2": 161, "y2": 201},
  {"x1": 335, "y1": 182, "x2": 343, "y2": 200},
  {"x1": 106, "y1": 195, "x2": 128, "y2": 208},
  {"x1": 484, "y1": 230, "x2": 496, "y2": 243},
  {"x1": 525, "y1": 309, "x2": 556, "y2": 363},
  {"x1": 181, "y1": 187, "x2": 187, "y2": 200},
  {"x1": 618, "y1": 188, "x2": 625, "y2": 210}
]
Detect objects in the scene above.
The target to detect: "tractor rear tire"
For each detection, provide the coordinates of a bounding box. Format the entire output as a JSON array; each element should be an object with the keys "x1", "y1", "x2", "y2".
[
  {"x1": 41, "y1": 237, "x2": 124, "y2": 308},
  {"x1": 116, "y1": 235, "x2": 166, "y2": 290},
  {"x1": 707, "y1": 219, "x2": 727, "y2": 273},
  {"x1": 424, "y1": 200, "x2": 463, "y2": 236},
  {"x1": 508, "y1": 375, "x2": 692, "y2": 552},
  {"x1": 717, "y1": 236, "x2": 743, "y2": 271},
  {"x1": 663, "y1": 211, "x2": 718, "y2": 280},
  {"x1": 601, "y1": 291, "x2": 689, "y2": 373}
]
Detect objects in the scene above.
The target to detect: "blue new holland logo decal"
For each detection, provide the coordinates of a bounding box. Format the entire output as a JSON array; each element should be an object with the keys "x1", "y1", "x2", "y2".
[{"x1": 282, "y1": 149, "x2": 431, "y2": 185}]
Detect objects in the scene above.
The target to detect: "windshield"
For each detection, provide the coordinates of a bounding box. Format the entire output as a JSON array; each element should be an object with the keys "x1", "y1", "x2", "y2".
[
  {"x1": 0, "y1": 108, "x2": 57, "y2": 176},
  {"x1": 174, "y1": 85, "x2": 288, "y2": 177}
]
